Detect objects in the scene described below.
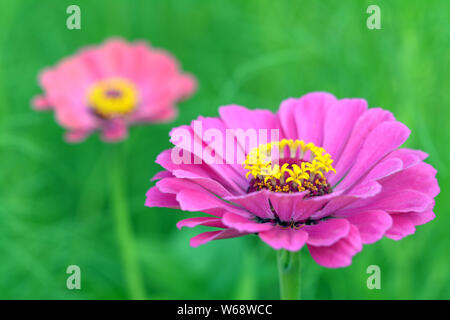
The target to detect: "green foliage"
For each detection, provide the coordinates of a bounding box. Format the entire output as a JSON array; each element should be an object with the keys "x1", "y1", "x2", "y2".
[{"x1": 0, "y1": 0, "x2": 448, "y2": 299}]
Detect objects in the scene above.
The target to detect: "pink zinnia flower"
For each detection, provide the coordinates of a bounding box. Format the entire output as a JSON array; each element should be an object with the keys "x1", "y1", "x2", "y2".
[
  {"x1": 146, "y1": 92, "x2": 439, "y2": 268},
  {"x1": 32, "y1": 38, "x2": 196, "y2": 142}
]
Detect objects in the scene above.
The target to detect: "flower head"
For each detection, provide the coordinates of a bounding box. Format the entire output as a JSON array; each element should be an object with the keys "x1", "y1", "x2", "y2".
[
  {"x1": 32, "y1": 38, "x2": 196, "y2": 142},
  {"x1": 146, "y1": 92, "x2": 439, "y2": 268}
]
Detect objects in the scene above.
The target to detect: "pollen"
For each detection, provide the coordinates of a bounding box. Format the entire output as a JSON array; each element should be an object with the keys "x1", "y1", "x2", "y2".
[
  {"x1": 244, "y1": 139, "x2": 335, "y2": 196},
  {"x1": 87, "y1": 78, "x2": 138, "y2": 118}
]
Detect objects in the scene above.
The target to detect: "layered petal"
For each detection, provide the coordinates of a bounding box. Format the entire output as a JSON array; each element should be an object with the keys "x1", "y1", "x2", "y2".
[
  {"x1": 222, "y1": 213, "x2": 274, "y2": 233},
  {"x1": 336, "y1": 121, "x2": 410, "y2": 191},
  {"x1": 322, "y1": 98, "x2": 367, "y2": 162},
  {"x1": 330, "y1": 108, "x2": 395, "y2": 185},
  {"x1": 259, "y1": 228, "x2": 309, "y2": 251},
  {"x1": 308, "y1": 225, "x2": 362, "y2": 268},
  {"x1": 303, "y1": 219, "x2": 351, "y2": 246},
  {"x1": 345, "y1": 210, "x2": 392, "y2": 244},
  {"x1": 219, "y1": 105, "x2": 282, "y2": 154},
  {"x1": 145, "y1": 186, "x2": 180, "y2": 209},
  {"x1": 289, "y1": 92, "x2": 336, "y2": 145},
  {"x1": 177, "y1": 217, "x2": 226, "y2": 229},
  {"x1": 190, "y1": 229, "x2": 249, "y2": 247}
]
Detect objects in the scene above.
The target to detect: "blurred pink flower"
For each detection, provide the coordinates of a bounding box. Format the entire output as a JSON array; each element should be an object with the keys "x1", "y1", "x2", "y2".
[
  {"x1": 32, "y1": 38, "x2": 196, "y2": 142},
  {"x1": 145, "y1": 92, "x2": 439, "y2": 268}
]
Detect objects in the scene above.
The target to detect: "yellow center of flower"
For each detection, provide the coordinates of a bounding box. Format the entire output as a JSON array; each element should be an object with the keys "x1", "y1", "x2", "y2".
[
  {"x1": 87, "y1": 78, "x2": 138, "y2": 118},
  {"x1": 243, "y1": 139, "x2": 336, "y2": 195}
]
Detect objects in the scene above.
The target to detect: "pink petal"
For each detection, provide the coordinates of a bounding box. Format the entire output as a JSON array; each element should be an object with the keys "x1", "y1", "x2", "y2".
[
  {"x1": 64, "y1": 130, "x2": 90, "y2": 143},
  {"x1": 156, "y1": 178, "x2": 233, "y2": 213},
  {"x1": 145, "y1": 186, "x2": 180, "y2": 209},
  {"x1": 151, "y1": 170, "x2": 172, "y2": 181},
  {"x1": 348, "y1": 180, "x2": 382, "y2": 198},
  {"x1": 222, "y1": 212, "x2": 274, "y2": 233},
  {"x1": 85, "y1": 38, "x2": 133, "y2": 78},
  {"x1": 385, "y1": 215, "x2": 416, "y2": 240},
  {"x1": 190, "y1": 229, "x2": 248, "y2": 247},
  {"x1": 336, "y1": 121, "x2": 411, "y2": 191},
  {"x1": 31, "y1": 95, "x2": 52, "y2": 110},
  {"x1": 156, "y1": 148, "x2": 244, "y2": 195},
  {"x1": 293, "y1": 92, "x2": 337, "y2": 146},
  {"x1": 225, "y1": 191, "x2": 274, "y2": 219},
  {"x1": 227, "y1": 190, "x2": 330, "y2": 223},
  {"x1": 345, "y1": 189, "x2": 432, "y2": 214},
  {"x1": 278, "y1": 98, "x2": 299, "y2": 139},
  {"x1": 379, "y1": 162, "x2": 440, "y2": 198},
  {"x1": 323, "y1": 98, "x2": 367, "y2": 162},
  {"x1": 219, "y1": 105, "x2": 279, "y2": 132},
  {"x1": 176, "y1": 217, "x2": 225, "y2": 229},
  {"x1": 330, "y1": 108, "x2": 395, "y2": 185},
  {"x1": 362, "y1": 158, "x2": 403, "y2": 183},
  {"x1": 267, "y1": 191, "x2": 305, "y2": 222},
  {"x1": 171, "y1": 169, "x2": 233, "y2": 197},
  {"x1": 259, "y1": 228, "x2": 308, "y2": 251},
  {"x1": 219, "y1": 105, "x2": 282, "y2": 153},
  {"x1": 101, "y1": 118, "x2": 129, "y2": 142},
  {"x1": 169, "y1": 124, "x2": 247, "y2": 193},
  {"x1": 175, "y1": 73, "x2": 197, "y2": 99},
  {"x1": 345, "y1": 210, "x2": 392, "y2": 244},
  {"x1": 402, "y1": 210, "x2": 435, "y2": 226},
  {"x1": 308, "y1": 225, "x2": 362, "y2": 268},
  {"x1": 132, "y1": 104, "x2": 178, "y2": 123},
  {"x1": 385, "y1": 148, "x2": 428, "y2": 170},
  {"x1": 291, "y1": 195, "x2": 333, "y2": 221},
  {"x1": 303, "y1": 219, "x2": 351, "y2": 246},
  {"x1": 310, "y1": 181, "x2": 381, "y2": 220},
  {"x1": 39, "y1": 58, "x2": 98, "y2": 130},
  {"x1": 191, "y1": 116, "x2": 247, "y2": 180}
]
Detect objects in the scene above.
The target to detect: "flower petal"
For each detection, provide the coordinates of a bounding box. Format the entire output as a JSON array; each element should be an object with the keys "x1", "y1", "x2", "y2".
[
  {"x1": 345, "y1": 210, "x2": 392, "y2": 244},
  {"x1": 330, "y1": 108, "x2": 395, "y2": 185},
  {"x1": 379, "y1": 162, "x2": 440, "y2": 198},
  {"x1": 293, "y1": 92, "x2": 336, "y2": 146},
  {"x1": 225, "y1": 191, "x2": 274, "y2": 219},
  {"x1": 259, "y1": 228, "x2": 309, "y2": 251},
  {"x1": 344, "y1": 189, "x2": 432, "y2": 214},
  {"x1": 308, "y1": 225, "x2": 362, "y2": 268},
  {"x1": 190, "y1": 229, "x2": 248, "y2": 247},
  {"x1": 156, "y1": 178, "x2": 235, "y2": 213},
  {"x1": 176, "y1": 217, "x2": 225, "y2": 229},
  {"x1": 310, "y1": 181, "x2": 381, "y2": 220},
  {"x1": 323, "y1": 98, "x2": 367, "y2": 162},
  {"x1": 172, "y1": 169, "x2": 233, "y2": 197},
  {"x1": 169, "y1": 124, "x2": 247, "y2": 193},
  {"x1": 278, "y1": 98, "x2": 299, "y2": 139},
  {"x1": 219, "y1": 105, "x2": 282, "y2": 153},
  {"x1": 402, "y1": 210, "x2": 435, "y2": 226},
  {"x1": 151, "y1": 170, "x2": 172, "y2": 181},
  {"x1": 32, "y1": 95, "x2": 52, "y2": 110},
  {"x1": 64, "y1": 130, "x2": 91, "y2": 143},
  {"x1": 336, "y1": 121, "x2": 410, "y2": 191},
  {"x1": 222, "y1": 212, "x2": 274, "y2": 233},
  {"x1": 155, "y1": 149, "x2": 242, "y2": 195},
  {"x1": 303, "y1": 219, "x2": 351, "y2": 246},
  {"x1": 362, "y1": 158, "x2": 403, "y2": 183},
  {"x1": 101, "y1": 118, "x2": 128, "y2": 142},
  {"x1": 385, "y1": 215, "x2": 416, "y2": 240},
  {"x1": 384, "y1": 148, "x2": 428, "y2": 170},
  {"x1": 145, "y1": 186, "x2": 180, "y2": 209}
]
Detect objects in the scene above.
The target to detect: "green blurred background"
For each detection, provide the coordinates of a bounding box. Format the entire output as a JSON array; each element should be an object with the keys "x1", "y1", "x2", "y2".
[{"x1": 0, "y1": 0, "x2": 448, "y2": 299}]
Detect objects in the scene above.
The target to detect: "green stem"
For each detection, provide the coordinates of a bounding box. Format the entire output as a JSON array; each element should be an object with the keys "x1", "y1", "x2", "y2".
[
  {"x1": 277, "y1": 250, "x2": 301, "y2": 300},
  {"x1": 110, "y1": 145, "x2": 146, "y2": 300}
]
